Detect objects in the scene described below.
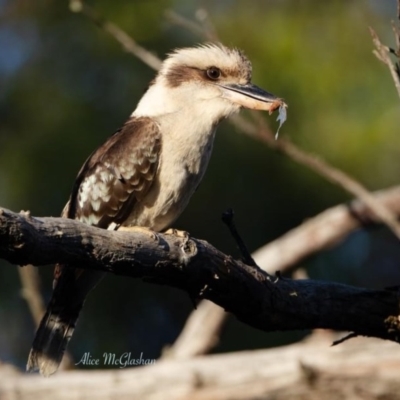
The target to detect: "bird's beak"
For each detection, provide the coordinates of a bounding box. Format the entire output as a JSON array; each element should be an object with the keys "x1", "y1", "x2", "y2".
[{"x1": 218, "y1": 83, "x2": 286, "y2": 114}]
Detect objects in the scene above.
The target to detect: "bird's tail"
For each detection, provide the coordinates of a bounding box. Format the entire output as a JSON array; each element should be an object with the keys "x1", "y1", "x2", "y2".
[
  {"x1": 26, "y1": 299, "x2": 82, "y2": 377},
  {"x1": 27, "y1": 265, "x2": 105, "y2": 377}
]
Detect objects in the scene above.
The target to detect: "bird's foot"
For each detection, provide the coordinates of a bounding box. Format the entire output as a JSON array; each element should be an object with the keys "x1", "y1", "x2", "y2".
[
  {"x1": 164, "y1": 228, "x2": 189, "y2": 238},
  {"x1": 118, "y1": 226, "x2": 158, "y2": 240}
]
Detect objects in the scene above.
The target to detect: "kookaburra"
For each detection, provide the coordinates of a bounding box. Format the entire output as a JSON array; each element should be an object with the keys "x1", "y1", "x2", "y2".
[{"x1": 27, "y1": 43, "x2": 286, "y2": 376}]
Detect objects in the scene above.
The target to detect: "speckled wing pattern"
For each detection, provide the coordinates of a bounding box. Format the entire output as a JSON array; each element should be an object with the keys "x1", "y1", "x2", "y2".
[{"x1": 64, "y1": 116, "x2": 161, "y2": 229}]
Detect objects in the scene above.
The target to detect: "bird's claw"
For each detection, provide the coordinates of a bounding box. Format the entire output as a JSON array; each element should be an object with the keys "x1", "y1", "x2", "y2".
[
  {"x1": 118, "y1": 226, "x2": 158, "y2": 240},
  {"x1": 164, "y1": 228, "x2": 189, "y2": 239}
]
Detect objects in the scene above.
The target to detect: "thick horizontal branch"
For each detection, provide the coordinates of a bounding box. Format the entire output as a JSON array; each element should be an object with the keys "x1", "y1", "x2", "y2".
[
  {"x1": 1, "y1": 335, "x2": 400, "y2": 400},
  {"x1": 1, "y1": 207, "x2": 400, "y2": 342},
  {"x1": 168, "y1": 185, "x2": 400, "y2": 359}
]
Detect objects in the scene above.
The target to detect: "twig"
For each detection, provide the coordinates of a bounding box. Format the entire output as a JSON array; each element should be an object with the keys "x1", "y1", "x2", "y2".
[
  {"x1": 392, "y1": 22, "x2": 400, "y2": 57},
  {"x1": 69, "y1": 0, "x2": 162, "y2": 71},
  {"x1": 18, "y1": 265, "x2": 46, "y2": 327},
  {"x1": 398, "y1": 0, "x2": 400, "y2": 21},
  {"x1": 165, "y1": 9, "x2": 218, "y2": 41},
  {"x1": 221, "y1": 208, "x2": 258, "y2": 268},
  {"x1": 370, "y1": 26, "x2": 400, "y2": 101},
  {"x1": 16, "y1": 212, "x2": 45, "y2": 329},
  {"x1": 235, "y1": 113, "x2": 400, "y2": 241},
  {"x1": 194, "y1": 8, "x2": 219, "y2": 41},
  {"x1": 331, "y1": 332, "x2": 358, "y2": 347}
]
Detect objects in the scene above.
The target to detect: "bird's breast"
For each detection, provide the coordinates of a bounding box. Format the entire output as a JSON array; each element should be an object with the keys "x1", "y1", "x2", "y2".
[{"x1": 124, "y1": 124, "x2": 216, "y2": 231}]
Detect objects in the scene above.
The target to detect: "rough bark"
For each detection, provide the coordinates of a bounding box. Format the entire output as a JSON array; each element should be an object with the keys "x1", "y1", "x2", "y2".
[
  {"x1": 1, "y1": 335, "x2": 400, "y2": 400},
  {"x1": 1, "y1": 207, "x2": 400, "y2": 342},
  {"x1": 167, "y1": 186, "x2": 400, "y2": 359}
]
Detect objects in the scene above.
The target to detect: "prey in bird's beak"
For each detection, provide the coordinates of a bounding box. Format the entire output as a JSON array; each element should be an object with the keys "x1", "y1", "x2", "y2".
[{"x1": 218, "y1": 83, "x2": 287, "y2": 115}]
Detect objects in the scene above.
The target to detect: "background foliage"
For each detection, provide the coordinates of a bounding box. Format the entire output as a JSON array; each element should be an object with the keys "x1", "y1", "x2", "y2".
[{"x1": 0, "y1": 0, "x2": 399, "y2": 369}]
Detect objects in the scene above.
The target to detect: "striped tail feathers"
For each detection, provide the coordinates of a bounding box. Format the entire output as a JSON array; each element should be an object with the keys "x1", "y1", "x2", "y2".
[
  {"x1": 26, "y1": 303, "x2": 81, "y2": 377},
  {"x1": 27, "y1": 266, "x2": 106, "y2": 376}
]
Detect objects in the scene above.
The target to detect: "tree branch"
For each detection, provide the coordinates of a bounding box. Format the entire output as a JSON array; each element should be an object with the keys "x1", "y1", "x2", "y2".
[
  {"x1": 1, "y1": 207, "x2": 400, "y2": 343},
  {"x1": 17, "y1": 264, "x2": 46, "y2": 328},
  {"x1": 233, "y1": 114, "x2": 400, "y2": 240},
  {"x1": 253, "y1": 185, "x2": 400, "y2": 273},
  {"x1": 69, "y1": 0, "x2": 162, "y2": 70},
  {"x1": 168, "y1": 185, "x2": 400, "y2": 358},
  {"x1": 1, "y1": 334, "x2": 400, "y2": 400},
  {"x1": 370, "y1": 25, "x2": 400, "y2": 101},
  {"x1": 165, "y1": 9, "x2": 218, "y2": 42}
]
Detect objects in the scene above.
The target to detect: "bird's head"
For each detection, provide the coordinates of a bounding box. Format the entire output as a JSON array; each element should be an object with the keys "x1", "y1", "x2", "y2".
[{"x1": 134, "y1": 43, "x2": 286, "y2": 123}]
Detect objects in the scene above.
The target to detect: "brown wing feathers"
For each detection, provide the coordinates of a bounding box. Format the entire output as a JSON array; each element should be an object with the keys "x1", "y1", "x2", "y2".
[{"x1": 66, "y1": 117, "x2": 161, "y2": 229}]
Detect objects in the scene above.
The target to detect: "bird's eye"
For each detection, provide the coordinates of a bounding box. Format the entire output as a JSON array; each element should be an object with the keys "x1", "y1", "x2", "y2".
[{"x1": 206, "y1": 67, "x2": 221, "y2": 80}]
